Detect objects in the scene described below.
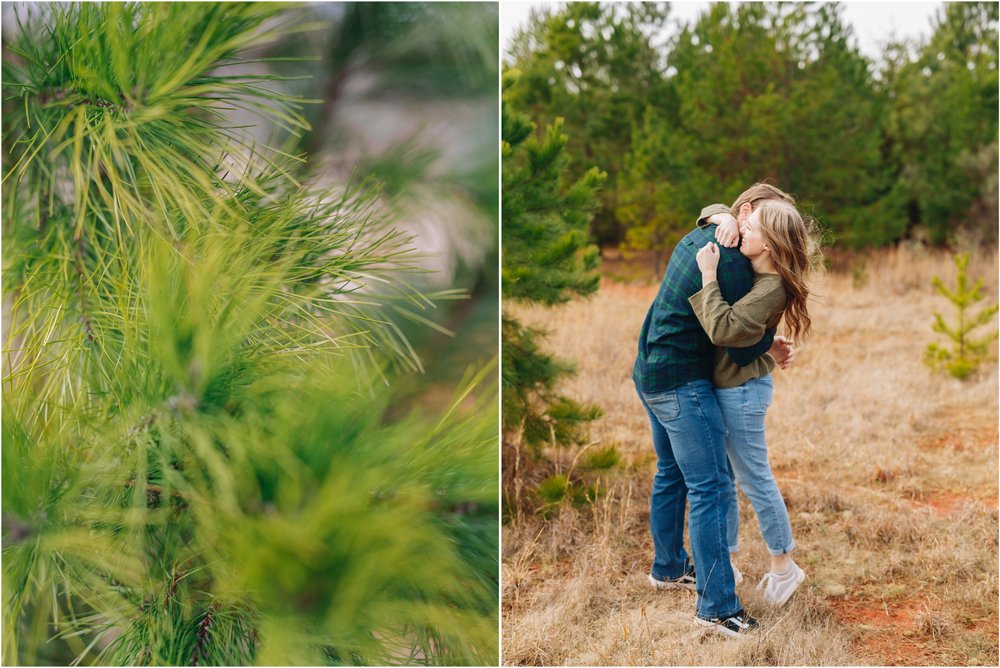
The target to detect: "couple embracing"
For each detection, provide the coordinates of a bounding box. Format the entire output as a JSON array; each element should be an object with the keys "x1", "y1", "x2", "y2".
[{"x1": 633, "y1": 183, "x2": 819, "y2": 637}]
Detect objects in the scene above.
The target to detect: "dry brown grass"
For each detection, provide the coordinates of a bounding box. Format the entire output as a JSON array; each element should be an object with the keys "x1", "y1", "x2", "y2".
[{"x1": 502, "y1": 246, "x2": 999, "y2": 666}]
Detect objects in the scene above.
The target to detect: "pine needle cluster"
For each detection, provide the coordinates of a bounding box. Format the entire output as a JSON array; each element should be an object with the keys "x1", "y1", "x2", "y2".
[{"x1": 2, "y1": 3, "x2": 497, "y2": 665}]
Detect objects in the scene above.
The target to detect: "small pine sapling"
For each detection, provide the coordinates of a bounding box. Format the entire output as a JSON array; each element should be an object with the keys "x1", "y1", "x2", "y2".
[{"x1": 924, "y1": 253, "x2": 999, "y2": 379}]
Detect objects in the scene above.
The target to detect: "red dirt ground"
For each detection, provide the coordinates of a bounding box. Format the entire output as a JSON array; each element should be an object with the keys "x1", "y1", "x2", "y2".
[
  {"x1": 920, "y1": 407, "x2": 998, "y2": 453},
  {"x1": 828, "y1": 596, "x2": 938, "y2": 665},
  {"x1": 909, "y1": 490, "x2": 986, "y2": 516}
]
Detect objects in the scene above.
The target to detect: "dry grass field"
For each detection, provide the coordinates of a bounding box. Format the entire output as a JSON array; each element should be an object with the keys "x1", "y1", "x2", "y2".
[{"x1": 502, "y1": 246, "x2": 999, "y2": 666}]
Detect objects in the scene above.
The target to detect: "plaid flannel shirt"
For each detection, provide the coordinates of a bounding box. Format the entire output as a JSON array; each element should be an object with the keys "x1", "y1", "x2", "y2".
[{"x1": 633, "y1": 205, "x2": 775, "y2": 394}]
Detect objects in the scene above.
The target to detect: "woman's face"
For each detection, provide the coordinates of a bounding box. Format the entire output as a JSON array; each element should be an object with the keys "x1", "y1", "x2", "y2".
[{"x1": 739, "y1": 208, "x2": 769, "y2": 259}]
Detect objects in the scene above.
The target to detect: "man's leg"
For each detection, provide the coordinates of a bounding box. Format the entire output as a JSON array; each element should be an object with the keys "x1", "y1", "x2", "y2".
[
  {"x1": 636, "y1": 385, "x2": 691, "y2": 580},
  {"x1": 726, "y1": 457, "x2": 740, "y2": 554},
  {"x1": 648, "y1": 380, "x2": 741, "y2": 621}
]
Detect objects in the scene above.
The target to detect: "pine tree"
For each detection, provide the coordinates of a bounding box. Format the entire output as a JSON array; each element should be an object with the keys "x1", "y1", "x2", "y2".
[
  {"x1": 624, "y1": 2, "x2": 887, "y2": 250},
  {"x1": 504, "y1": 1, "x2": 672, "y2": 245},
  {"x1": 924, "y1": 253, "x2": 999, "y2": 379},
  {"x1": 616, "y1": 106, "x2": 699, "y2": 276},
  {"x1": 501, "y1": 70, "x2": 605, "y2": 514},
  {"x1": 885, "y1": 2, "x2": 999, "y2": 245},
  {"x1": 2, "y1": 4, "x2": 497, "y2": 665}
]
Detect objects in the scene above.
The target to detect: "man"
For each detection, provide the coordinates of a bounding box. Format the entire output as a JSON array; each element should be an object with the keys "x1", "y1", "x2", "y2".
[{"x1": 632, "y1": 183, "x2": 796, "y2": 637}]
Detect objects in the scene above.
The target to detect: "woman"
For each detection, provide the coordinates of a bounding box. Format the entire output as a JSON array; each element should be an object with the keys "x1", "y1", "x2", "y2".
[{"x1": 689, "y1": 198, "x2": 819, "y2": 607}]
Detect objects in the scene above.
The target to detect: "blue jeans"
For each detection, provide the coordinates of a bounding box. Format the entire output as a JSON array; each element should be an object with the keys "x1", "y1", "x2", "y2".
[
  {"x1": 636, "y1": 378, "x2": 742, "y2": 620},
  {"x1": 716, "y1": 375, "x2": 796, "y2": 556}
]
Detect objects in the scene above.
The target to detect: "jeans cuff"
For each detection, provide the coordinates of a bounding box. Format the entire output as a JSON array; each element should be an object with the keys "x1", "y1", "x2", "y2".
[
  {"x1": 696, "y1": 606, "x2": 744, "y2": 622},
  {"x1": 766, "y1": 539, "x2": 796, "y2": 556}
]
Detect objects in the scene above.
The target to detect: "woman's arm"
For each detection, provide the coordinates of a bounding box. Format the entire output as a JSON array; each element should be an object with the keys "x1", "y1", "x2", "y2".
[
  {"x1": 690, "y1": 243, "x2": 786, "y2": 346},
  {"x1": 695, "y1": 203, "x2": 740, "y2": 248},
  {"x1": 690, "y1": 280, "x2": 782, "y2": 346}
]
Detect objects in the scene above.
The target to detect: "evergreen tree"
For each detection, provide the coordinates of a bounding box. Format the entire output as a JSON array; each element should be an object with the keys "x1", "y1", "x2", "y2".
[
  {"x1": 509, "y1": 2, "x2": 997, "y2": 251},
  {"x1": 618, "y1": 2, "x2": 888, "y2": 256},
  {"x1": 924, "y1": 253, "x2": 999, "y2": 379},
  {"x1": 615, "y1": 106, "x2": 697, "y2": 275},
  {"x1": 501, "y1": 70, "x2": 605, "y2": 511},
  {"x1": 2, "y1": 4, "x2": 497, "y2": 665},
  {"x1": 505, "y1": 1, "x2": 672, "y2": 244},
  {"x1": 883, "y1": 1, "x2": 999, "y2": 244}
]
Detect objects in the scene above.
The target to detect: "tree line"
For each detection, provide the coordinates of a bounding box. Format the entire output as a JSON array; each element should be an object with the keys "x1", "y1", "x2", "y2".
[{"x1": 504, "y1": 1, "x2": 998, "y2": 260}]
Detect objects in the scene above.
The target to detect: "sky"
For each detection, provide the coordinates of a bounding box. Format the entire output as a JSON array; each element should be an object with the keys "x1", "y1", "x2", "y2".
[{"x1": 500, "y1": 1, "x2": 944, "y2": 61}]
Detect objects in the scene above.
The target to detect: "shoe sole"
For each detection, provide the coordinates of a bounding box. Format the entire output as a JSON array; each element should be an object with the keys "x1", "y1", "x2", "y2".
[
  {"x1": 693, "y1": 617, "x2": 744, "y2": 638},
  {"x1": 771, "y1": 567, "x2": 806, "y2": 607},
  {"x1": 649, "y1": 574, "x2": 696, "y2": 591}
]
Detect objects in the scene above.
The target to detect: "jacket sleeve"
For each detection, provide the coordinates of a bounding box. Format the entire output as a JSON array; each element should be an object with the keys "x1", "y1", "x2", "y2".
[
  {"x1": 695, "y1": 203, "x2": 731, "y2": 228},
  {"x1": 689, "y1": 281, "x2": 784, "y2": 347},
  {"x1": 711, "y1": 255, "x2": 778, "y2": 367}
]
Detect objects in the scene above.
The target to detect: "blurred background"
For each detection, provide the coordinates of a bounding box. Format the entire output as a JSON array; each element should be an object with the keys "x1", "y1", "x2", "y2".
[
  {"x1": 1, "y1": 2, "x2": 500, "y2": 406},
  {"x1": 283, "y1": 2, "x2": 500, "y2": 403},
  {"x1": 502, "y1": 1, "x2": 997, "y2": 263}
]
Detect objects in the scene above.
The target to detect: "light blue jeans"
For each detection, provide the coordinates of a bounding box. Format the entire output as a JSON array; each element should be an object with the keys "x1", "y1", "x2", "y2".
[{"x1": 715, "y1": 374, "x2": 796, "y2": 556}]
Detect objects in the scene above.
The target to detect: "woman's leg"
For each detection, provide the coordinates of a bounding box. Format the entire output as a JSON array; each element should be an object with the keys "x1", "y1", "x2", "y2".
[{"x1": 715, "y1": 376, "x2": 796, "y2": 562}]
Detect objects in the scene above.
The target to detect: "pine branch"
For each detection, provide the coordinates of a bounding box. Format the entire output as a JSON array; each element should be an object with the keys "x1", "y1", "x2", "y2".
[{"x1": 189, "y1": 603, "x2": 218, "y2": 667}]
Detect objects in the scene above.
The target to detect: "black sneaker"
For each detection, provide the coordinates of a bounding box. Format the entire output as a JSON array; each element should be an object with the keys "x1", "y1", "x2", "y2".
[
  {"x1": 694, "y1": 611, "x2": 759, "y2": 637},
  {"x1": 648, "y1": 568, "x2": 696, "y2": 591}
]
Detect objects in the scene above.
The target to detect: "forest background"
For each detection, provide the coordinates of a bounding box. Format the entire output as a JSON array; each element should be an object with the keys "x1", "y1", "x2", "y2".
[{"x1": 504, "y1": 1, "x2": 997, "y2": 260}]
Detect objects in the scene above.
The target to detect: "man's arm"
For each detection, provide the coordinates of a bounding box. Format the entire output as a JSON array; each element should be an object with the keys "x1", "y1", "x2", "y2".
[
  {"x1": 770, "y1": 336, "x2": 796, "y2": 369},
  {"x1": 714, "y1": 255, "x2": 775, "y2": 366},
  {"x1": 726, "y1": 328, "x2": 775, "y2": 366}
]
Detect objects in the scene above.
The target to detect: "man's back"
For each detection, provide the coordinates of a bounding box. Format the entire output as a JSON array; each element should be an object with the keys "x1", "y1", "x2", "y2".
[{"x1": 633, "y1": 224, "x2": 760, "y2": 394}]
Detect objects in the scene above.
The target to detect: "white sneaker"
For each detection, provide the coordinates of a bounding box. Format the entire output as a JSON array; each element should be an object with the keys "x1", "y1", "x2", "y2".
[
  {"x1": 732, "y1": 562, "x2": 743, "y2": 585},
  {"x1": 756, "y1": 561, "x2": 805, "y2": 607}
]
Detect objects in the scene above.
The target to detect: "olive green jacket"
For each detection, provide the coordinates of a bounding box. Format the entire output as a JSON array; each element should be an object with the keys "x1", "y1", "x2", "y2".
[{"x1": 689, "y1": 274, "x2": 786, "y2": 388}]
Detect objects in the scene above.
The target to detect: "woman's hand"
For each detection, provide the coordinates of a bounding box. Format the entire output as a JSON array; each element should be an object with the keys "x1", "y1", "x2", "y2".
[
  {"x1": 696, "y1": 242, "x2": 720, "y2": 285},
  {"x1": 769, "y1": 335, "x2": 796, "y2": 369},
  {"x1": 710, "y1": 213, "x2": 740, "y2": 248}
]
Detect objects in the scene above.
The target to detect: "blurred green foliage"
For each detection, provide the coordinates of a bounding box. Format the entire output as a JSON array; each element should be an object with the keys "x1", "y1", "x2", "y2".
[
  {"x1": 505, "y1": 2, "x2": 998, "y2": 254},
  {"x1": 584, "y1": 445, "x2": 622, "y2": 471},
  {"x1": 2, "y1": 2, "x2": 497, "y2": 665}
]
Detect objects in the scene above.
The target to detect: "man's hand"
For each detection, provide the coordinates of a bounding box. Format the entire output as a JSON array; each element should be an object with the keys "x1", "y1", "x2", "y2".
[
  {"x1": 709, "y1": 212, "x2": 740, "y2": 248},
  {"x1": 695, "y1": 242, "x2": 720, "y2": 284},
  {"x1": 769, "y1": 335, "x2": 796, "y2": 369}
]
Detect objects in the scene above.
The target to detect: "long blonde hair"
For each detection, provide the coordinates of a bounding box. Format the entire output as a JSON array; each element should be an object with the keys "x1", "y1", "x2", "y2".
[{"x1": 755, "y1": 200, "x2": 821, "y2": 342}]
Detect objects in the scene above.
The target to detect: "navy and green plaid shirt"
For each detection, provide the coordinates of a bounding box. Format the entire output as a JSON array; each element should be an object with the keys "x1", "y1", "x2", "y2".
[{"x1": 633, "y1": 208, "x2": 775, "y2": 394}]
